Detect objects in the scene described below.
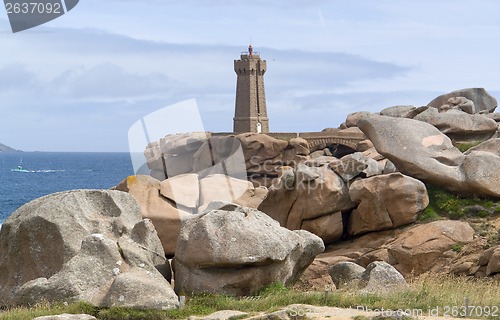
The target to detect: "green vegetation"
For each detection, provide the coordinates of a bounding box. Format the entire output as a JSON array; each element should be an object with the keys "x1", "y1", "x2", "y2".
[
  {"x1": 454, "y1": 141, "x2": 483, "y2": 153},
  {"x1": 419, "y1": 206, "x2": 440, "y2": 222},
  {"x1": 451, "y1": 244, "x2": 463, "y2": 253},
  {"x1": 421, "y1": 184, "x2": 500, "y2": 221},
  {"x1": 2, "y1": 275, "x2": 500, "y2": 320},
  {"x1": 486, "y1": 229, "x2": 500, "y2": 249},
  {"x1": 471, "y1": 222, "x2": 500, "y2": 249}
]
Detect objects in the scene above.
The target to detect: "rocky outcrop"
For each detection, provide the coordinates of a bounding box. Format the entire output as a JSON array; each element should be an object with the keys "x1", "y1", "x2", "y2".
[
  {"x1": 330, "y1": 152, "x2": 381, "y2": 182},
  {"x1": 116, "y1": 174, "x2": 268, "y2": 255},
  {"x1": 258, "y1": 165, "x2": 356, "y2": 238},
  {"x1": 115, "y1": 175, "x2": 192, "y2": 256},
  {"x1": 347, "y1": 173, "x2": 429, "y2": 236},
  {"x1": 174, "y1": 203, "x2": 324, "y2": 296},
  {"x1": 387, "y1": 220, "x2": 474, "y2": 275},
  {"x1": 144, "y1": 133, "x2": 245, "y2": 181},
  {"x1": 427, "y1": 88, "x2": 497, "y2": 114},
  {"x1": 144, "y1": 133, "x2": 313, "y2": 184},
  {"x1": 357, "y1": 114, "x2": 500, "y2": 198},
  {"x1": 305, "y1": 220, "x2": 477, "y2": 284},
  {"x1": 414, "y1": 108, "x2": 497, "y2": 142},
  {"x1": 0, "y1": 190, "x2": 178, "y2": 309}
]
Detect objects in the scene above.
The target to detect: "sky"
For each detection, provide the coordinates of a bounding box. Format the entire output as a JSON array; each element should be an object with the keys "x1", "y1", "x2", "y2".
[{"x1": 0, "y1": 0, "x2": 499, "y2": 152}]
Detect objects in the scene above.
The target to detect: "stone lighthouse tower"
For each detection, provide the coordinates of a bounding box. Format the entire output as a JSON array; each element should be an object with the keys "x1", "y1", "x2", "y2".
[{"x1": 233, "y1": 45, "x2": 269, "y2": 133}]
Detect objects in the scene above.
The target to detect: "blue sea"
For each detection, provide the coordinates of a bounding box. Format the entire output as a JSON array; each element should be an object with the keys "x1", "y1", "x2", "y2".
[{"x1": 0, "y1": 152, "x2": 135, "y2": 223}]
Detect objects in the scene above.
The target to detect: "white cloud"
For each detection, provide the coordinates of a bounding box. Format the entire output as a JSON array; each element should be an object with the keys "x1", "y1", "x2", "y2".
[{"x1": 52, "y1": 63, "x2": 178, "y2": 101}]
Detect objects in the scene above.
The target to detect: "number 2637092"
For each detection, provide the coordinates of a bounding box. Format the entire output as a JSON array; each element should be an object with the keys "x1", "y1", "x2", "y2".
[{"x1": 5, "y1": 2, "x2": 62, "y2": 14}]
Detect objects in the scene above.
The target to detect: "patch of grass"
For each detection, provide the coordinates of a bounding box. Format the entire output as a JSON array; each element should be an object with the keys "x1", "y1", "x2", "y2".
[
  {"x1": 2, "y1": 275, "x2": 500, "y2": 319},
  {"x1": 454, "y1": 141, "x2": 483, "y2": 153},
  {"x1": 451, "y1": 244, "x2": 463, "y2": 253},
  {"x1": 0, "y1": 302, "x2": 99, "y2": 320},
  {"x1": 419, "y1": 207, "x2": 441, "y2": 222},
  {"x1": 256, "y1": 281, "x2": 289, "y2": 296},
  {"x1": 483, "y1": 201, "x2": 496, "y2": 209},
  {"x1": 425, "y1": 184, "x2": 500, "y2": 220}
]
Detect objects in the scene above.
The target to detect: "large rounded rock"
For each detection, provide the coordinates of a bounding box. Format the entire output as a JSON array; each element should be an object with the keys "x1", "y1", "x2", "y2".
[
  {"x1": 380, "y1": 105, "x2": 418, "y2": 118},
  {"x1": 357, "y1": 114, "x2": 466, "y2": 192},
  {"x1": 347, "y1": 173, "x2": 429, "y2": 236},
  {"x1": 358, "y1": 114, "x2": 500, "y2": 198},
  {"x1": 359, "y1": 261, "x2": 408, "y2": 294},
  {"x1": 461, "y1": 151, "x2": 500, "y2": 198},
  {"x1": 465, "y1": 138, "x2": 500, "y2": 157},
  {"x1": 345, "y1": 111, "x2": 373, "y2": 128},
  {"x1": 414, "y1": 108, "x2": 497, "y2": 142},
  {"x1": 160, "y1": 132, "x2": 208, "y2": 154},
  {"x1": 328, "y1": 261, "x2": 365, "y2": 289},
  {"x1": 174, "y1": 203, "x2": 324, "y2": 296},
  {"x1": 0, "y1": 190, "x2": 178, "y2": 309},
  {"x1": 387, "y1": 220, "x2": 474, "y2": 275},
  {"x1": 427, "y1": 88, "x2": 497, "y2": 114}
]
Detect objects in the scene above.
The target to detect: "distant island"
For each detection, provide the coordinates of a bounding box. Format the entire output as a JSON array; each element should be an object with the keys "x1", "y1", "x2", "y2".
[{"x1": 0, "y1": 143, "x2": 20, "y2": 152}]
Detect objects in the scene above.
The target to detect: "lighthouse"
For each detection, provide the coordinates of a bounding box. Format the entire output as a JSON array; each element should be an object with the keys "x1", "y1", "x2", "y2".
[{"x1": 233, "y1": 45, "x2": 270, "y2": 133}]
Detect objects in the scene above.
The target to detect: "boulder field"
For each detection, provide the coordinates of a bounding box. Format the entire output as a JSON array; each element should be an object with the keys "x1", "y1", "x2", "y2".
[
  {"x1": 134, "y1": 87, "x2": 500, "y2": 288},
  {"x1": 1, "y1": 87, "x2": 499, "y2": 310},
  {"x1": 0, "y1": 190, "x2": 178, "y2": 309},
  {"x1": 0, "y1": 193, "x2": 323, "y2": 308}
]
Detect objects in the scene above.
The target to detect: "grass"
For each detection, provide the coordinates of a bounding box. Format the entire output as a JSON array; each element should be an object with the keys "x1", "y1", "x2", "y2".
[
  {"x1": 420, "y1": 184, "x2": 500, "y2": 221},
  {"x1": 454, "y1": 141, "x2": 484, "y2": 153},
  {"x1": 2, "y1": 275, "x2": 500, "y2": 320},
  {"x1": 486, "y1": 229, "x2": 500, "y2": 249},
  {"x1": 451, "y1": 244, "x2": 463, "y2": 253}
]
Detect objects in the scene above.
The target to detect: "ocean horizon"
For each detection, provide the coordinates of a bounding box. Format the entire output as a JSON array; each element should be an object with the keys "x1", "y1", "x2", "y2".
[{"x1": 0, "y1": 152, "x2": 135, "y2": 223}]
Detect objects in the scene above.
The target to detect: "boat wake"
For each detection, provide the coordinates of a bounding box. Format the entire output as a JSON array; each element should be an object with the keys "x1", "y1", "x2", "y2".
[{"x1": 11, "y1": 169, "x2": 67, "y2": 173}]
